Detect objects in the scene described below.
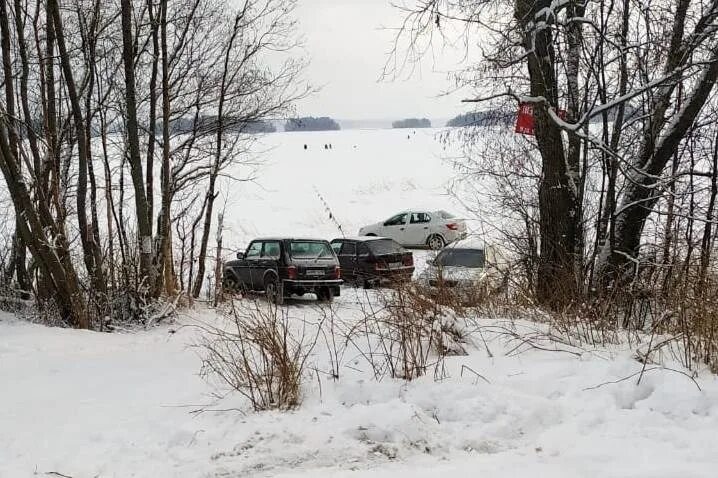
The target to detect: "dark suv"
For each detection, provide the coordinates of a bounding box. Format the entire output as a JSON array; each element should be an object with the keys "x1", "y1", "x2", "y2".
[
  {"x1": 330, "y1": 236, "x2": 414, "y2": 288},
  {"x1": 223, "y1": 238, "x2": 342, "y2": 304}
]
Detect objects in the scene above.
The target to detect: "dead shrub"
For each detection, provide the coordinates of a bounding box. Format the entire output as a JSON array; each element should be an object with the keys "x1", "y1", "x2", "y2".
[
  {"x1": 661, "y1": 279, "x2": 718, "y2": 373},
  {"x1": 514, "y1": 265, "x2": 718, "y2": 373},
  {"x1": 198, "y1": 300, "x2": 320, "y2": 411},
  {"x1": 351, "y1": 282, "x2": 469, "y2": 381}
]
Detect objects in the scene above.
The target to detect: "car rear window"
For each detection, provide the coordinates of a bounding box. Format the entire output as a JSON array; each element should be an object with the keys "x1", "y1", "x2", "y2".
[
  {"x1": 289, "y1": 241, "x2": 334, "y2": 259},
  {"x1": 436, "y1": 248, "x2": 485, "y2": 268},
  {"x1": 367, "y1": 239, "x2": 405, "y2": 255}
]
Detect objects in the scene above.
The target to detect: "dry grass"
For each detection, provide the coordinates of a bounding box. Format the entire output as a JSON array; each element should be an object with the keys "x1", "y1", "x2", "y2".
[
  {"x1": 346, "y1": 282, "x2": 473, "y2": 381},
  {"x1": 198, "y1": 300, "x2": 321, "y2": 411}
]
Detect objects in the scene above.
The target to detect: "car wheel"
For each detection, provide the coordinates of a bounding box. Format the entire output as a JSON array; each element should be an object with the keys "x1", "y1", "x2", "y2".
[
  {"x1": 265, "y1": 277, "x2": 284, "y2": 305},
  {"x1": 223, "y1": 275, "x2": 239, "y2": 292},
  {"x1": 317, "y1": 287, "x2": 334, "y2": 302},
  {"x1": 427, "y1": 234, "x2": 445, "y2": 250}
]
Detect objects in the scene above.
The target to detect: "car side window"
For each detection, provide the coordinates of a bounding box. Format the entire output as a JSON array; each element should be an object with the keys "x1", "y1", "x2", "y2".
[
  {"x1": 410, "y1": 212, "x2": 431, "y2": 224},
  {"x1": 384, "y1": 213, "x2": 407, "y2": 226},
  {"x1": 340, "y1": 242, "x2": 356, "y2": 256},
  {"x1": 331, "y1": 241, "x2": 343, "y2": 254},
  {"x1": 245, "y1": 241, "x2": 262, "y2": 259},
  {"x1": 262, "y1": 241, "x2": 281, "y2": 259}
]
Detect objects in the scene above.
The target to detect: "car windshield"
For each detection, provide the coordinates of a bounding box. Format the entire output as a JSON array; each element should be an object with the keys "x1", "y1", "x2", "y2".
[
  {"x1": 289, "y1": 241, "x2": 334, "y2": 259},
  {"x1": 367, "y1": 239, "x2": 405, "y2": 255},
  {"x1": 435, "y1": 249, "x2": 485, "y2": 268},
  {"x1": 439, "y1": 210, "x2": 455, "y2": 219}
]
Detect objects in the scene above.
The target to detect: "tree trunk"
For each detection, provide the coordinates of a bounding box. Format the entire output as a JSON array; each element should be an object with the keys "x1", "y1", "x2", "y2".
[
  {"x1": 699, "y1": 126, "x2": 718, "y2": 286},
  {"x1": 43, "y1": 0, "x2": 62, "y2": 221},
  {"x1": 0, "y1": 0, "x2": 30, "y2": 296},
  {"x1": 146, "y1": 0, "x2": 160, "y2": 234},
  {"x1": 154, "y1": 0, "x2": 174, "y2": 297},
  {"x1": 47, "y1": 0, "x2": 104, "y2": 291},
  {"x1": 0, "y1": 125, "x2": 90, "y2": 328},
  {"x1": 515, "y1": 0, "x2": 582, "y2": 307},
  {"x1": 192, "y1": 13, "x2": 242, "y2": 299},
  {"x1": 83, "y1": 0, "x2": 107, "y2": 298},
  {"x1": 213, "y1": 212, "x2": 224, "y2": 307},
  {"x1": 120, "y1": 0, "x2": 153, "y2": 289},
  {"x1": 601, "y1": 53, "x2": 718, "y2": 281}
]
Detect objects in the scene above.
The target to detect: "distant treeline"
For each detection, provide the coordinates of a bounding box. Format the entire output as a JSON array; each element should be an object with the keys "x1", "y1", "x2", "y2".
[
  {"x1": 60, "y1": 117, "x2": 279, "y2": 137},
  {"x1": 161, "y1": 117, "x2": 276, "y2": 135},
  {"x1": 285, "y1": 116, "x2": 341, "y2": 132},
  {"x1": 445, "y1": 111, "x2": 513, "y2": 127},
  {"x1": 446, "y1": 105, "x2": 641, "y2": 128},
  {"x1": 392, "y1": 118, "x2": 431, "y2": 129}
]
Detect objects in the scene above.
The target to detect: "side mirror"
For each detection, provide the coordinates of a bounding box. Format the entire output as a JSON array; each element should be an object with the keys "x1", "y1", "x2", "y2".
[{"x1": 236, "y1": 252, "x2": 245, "y2": 260}]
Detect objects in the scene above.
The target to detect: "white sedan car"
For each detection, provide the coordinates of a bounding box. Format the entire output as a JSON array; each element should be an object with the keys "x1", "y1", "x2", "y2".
[
  {"x1": 420, "y1": 239, "x2": 508, "y2": 297},
  {"x1": 358, "y1": 210, "x2": 467, "y2": 249}
]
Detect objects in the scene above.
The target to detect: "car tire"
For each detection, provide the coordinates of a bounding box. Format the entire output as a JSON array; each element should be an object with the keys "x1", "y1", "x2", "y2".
[
  {"x1": 265, "y1": 277, "x2": 284, "y2": 305},
  {"x1": 365, "y1": 233, "x2": 377, "y2": 237},
  {"x1": 317, "y1": 287, "x2": 334, "y2": 302},
  {"x1": 223, "y1": 275, "x2": 239, "y2": 292},
  {"x1": 427, "y1": 234, "x2": 445, "y2": 250}
]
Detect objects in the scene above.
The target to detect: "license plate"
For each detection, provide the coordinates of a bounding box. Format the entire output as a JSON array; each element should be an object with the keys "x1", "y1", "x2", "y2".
[
  {"x1": 388, "y1": 262, "x2": 403, "y2": 269},
  {"x1": 306, "y1": 269, "x2": 324, "y2": 276}
]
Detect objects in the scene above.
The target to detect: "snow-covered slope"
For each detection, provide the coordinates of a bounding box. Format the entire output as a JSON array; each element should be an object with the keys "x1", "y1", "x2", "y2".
[{"x1": 1, "y1": 291, "x2": 717, "y2": 477}]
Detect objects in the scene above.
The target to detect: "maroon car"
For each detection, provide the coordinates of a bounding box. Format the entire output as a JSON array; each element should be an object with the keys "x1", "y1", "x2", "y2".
[{"x1": 330, "y1": 237, "x2": 414, "y2": 288}]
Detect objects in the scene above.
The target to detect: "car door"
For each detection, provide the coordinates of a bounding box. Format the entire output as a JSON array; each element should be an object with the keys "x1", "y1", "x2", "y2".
[
  {"x1": 357, "y1": 242, "x2": 373, "y2": 278},
  {"x1": 331, "y1": 240, "x2": 346, "y2": 268},
  {"x1": 241, "y1": 241, "x2": 263, "y2": 290},
  {"x1": 407, "y1": 211, "x2": 432, "y2": 246},
  {"x1": 253, "y1": 240, "x2": 281, "y2": 287},
  {"x1": 381, "y1": 213, "x2": 408, "y2": 244},
  {"x1": 338, "y1": 241, "x2": 358, "y2": 279}
]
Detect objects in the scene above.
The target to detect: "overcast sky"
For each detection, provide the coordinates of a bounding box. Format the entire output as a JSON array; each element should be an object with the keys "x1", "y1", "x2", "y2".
[{"x1": 292, "y1": 0, "x2": 469, "y2": 121}]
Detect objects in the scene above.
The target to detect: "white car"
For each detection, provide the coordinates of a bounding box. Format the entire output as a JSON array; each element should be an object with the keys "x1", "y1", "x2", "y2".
[
  {"x1": 420, "y1": 239, "x2": 507, "y2": 297},
  {"x1": 358, "y1": 210, "x2": 467, "y2": 250}
]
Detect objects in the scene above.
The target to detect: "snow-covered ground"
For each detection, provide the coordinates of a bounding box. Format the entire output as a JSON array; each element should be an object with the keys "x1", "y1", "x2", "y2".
[
  {"x1": 2, "y1": 128, "x2": 717, "y2": 477},
  {"x1": 2, "y1": 291, "x2": 717, "y2": 477},
  {"x1": 216, "y1": 127, "x2": 490, "y2": 253}
]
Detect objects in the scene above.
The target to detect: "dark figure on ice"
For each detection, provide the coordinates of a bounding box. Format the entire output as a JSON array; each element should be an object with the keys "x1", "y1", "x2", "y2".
[
  {"x1": 324, "y1": 144, "x2": 328, "y2": 150},
  {"x1": 303, "y1": 144, "x2": 307, "y2": 150}
]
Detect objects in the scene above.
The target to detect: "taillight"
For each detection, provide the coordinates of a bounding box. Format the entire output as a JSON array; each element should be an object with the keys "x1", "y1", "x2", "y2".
[
  {"x1": 446, "y1": 223, "x2": 459, "y2": 231},
  {"x1": 334, "y1": 265, "x2": 341, "y2": 279},
  {"x1": 287, "y1": 266, "x2": 297, "y2": 280},
  {"x1": 403, "y1": 255, "x2": 413, "y2": 266}
]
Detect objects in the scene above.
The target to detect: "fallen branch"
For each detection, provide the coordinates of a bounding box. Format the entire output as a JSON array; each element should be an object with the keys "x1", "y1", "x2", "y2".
[{"x1": 461, "y1": 364, "x2": 491, "y2": 384}]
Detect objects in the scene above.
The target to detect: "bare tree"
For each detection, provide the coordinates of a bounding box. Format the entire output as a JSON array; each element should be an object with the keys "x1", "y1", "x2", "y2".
[
  {"x1": 0, "y1": 0, "x2": 306, "y2": 326},
  {"x1": 191, "y1": 0, "x2": 308, "y2": 298},
  {"x1": 390, "y1": 0, "x2": 718, "y2": 305},
  {"x1": 120, "y1": 0, "x2": 153, "y2": 287}
]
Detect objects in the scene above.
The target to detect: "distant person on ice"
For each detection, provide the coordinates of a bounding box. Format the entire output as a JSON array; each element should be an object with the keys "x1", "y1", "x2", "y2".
[{"x1": 303, "y1": 144, "x2": 307, "y2": 150}]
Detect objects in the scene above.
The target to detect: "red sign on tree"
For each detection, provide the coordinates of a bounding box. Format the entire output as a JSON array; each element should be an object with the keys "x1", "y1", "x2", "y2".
[
  {"x1": 515, "y1": 102, "x2": 567, "y2": 136},
  {"x1": 515, "y1": 102, "x2": 535, "y2": 135}
]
